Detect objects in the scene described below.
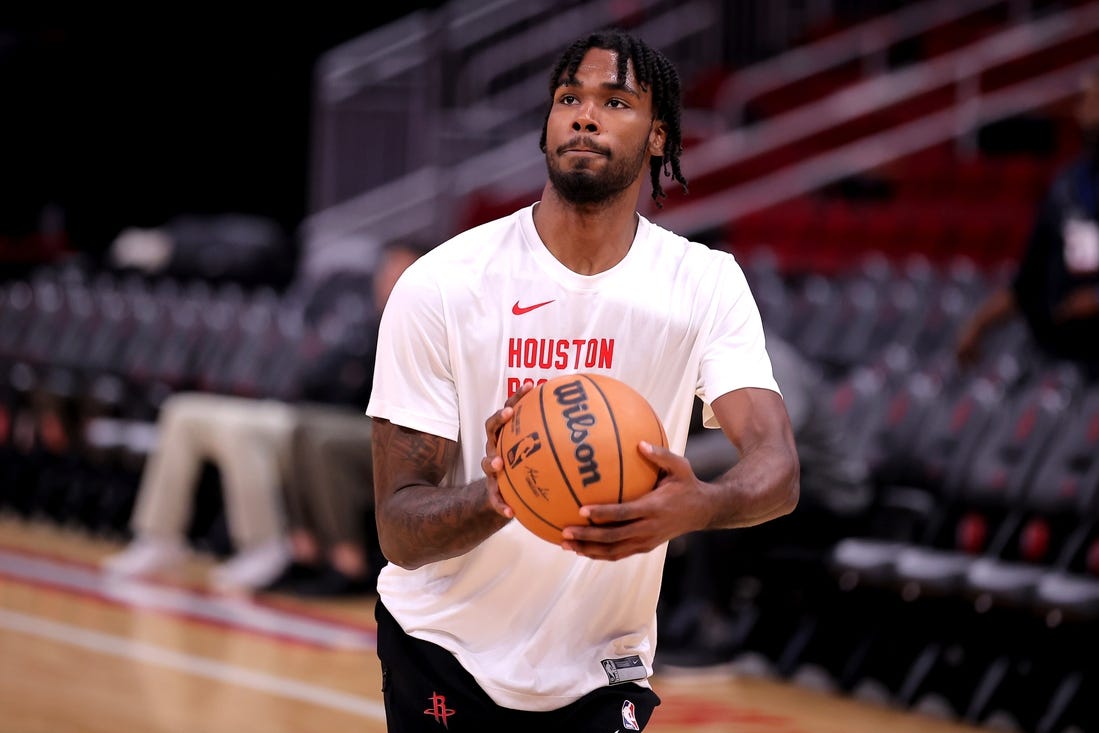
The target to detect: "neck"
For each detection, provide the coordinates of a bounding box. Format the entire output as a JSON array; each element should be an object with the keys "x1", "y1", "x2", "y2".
[{"x1": 532, "y1": 181, "x2": 644, "y2": 275}]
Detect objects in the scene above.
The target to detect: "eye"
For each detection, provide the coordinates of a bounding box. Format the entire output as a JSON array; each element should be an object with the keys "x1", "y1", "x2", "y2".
[
  {"x1": 558, "y1": 93, "x2": 578, "y2": 105},
  {"x1": 607, "y1": 98, "x2": 629, "y2": 109}
]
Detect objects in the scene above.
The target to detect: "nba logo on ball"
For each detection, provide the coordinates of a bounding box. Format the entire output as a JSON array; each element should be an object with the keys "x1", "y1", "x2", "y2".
[
  {"x1": 621, "y1": 699, "x2": 640, "y2": 730},
  {"x1": 505, "y1": 432, "x2": 542, "y2": 468}
]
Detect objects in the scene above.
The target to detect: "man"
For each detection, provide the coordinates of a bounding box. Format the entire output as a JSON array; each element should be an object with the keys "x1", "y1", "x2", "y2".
[
  {"x1": 367, "y1": 30, "x2": 799, "y2": 731},
  {"x1": 956, "y1": 67, "x2": 1099, "y2": 374}
]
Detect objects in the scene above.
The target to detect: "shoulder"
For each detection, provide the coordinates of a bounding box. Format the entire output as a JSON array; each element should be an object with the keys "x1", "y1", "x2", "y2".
[
  {"x1": 409, "y1": 208, "x2": 529, "y2": 274},
  {"x1": 641, "y1": 216, "x2": 749, "y2": 288},
  {"x1": 643, "y1": 216, "x2": 741, "y2": 265}
]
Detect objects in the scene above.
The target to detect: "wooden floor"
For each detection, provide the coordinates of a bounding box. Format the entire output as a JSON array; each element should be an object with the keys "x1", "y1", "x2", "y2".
[{"x1": 0, "y1": 515, "x2": 986, "y2": 733}]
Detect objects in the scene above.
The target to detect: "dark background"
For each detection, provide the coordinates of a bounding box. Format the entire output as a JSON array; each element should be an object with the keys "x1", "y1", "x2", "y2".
[{"x1": 0, "y1": 8, "x2": 446, "y2": 258}]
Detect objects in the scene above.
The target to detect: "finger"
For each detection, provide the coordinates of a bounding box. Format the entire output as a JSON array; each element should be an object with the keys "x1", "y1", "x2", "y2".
[
  {"x1": 484, "y1": 384, "x2": 535, "y2": 443},
  {"x1": 561, "y1": 534, "x2": 646, "y2": 561},
  {"x1": 562, "y1": 520, "x2": 637, "y2": 545},
  {"x1": 480, "y1": 454, "x2": 504, "y2": 476},
  {"x1": 484, "y1": 406, "x2": 515, "y2": 441},
  {"x1": 485, "y1": 385, "x2": 536, "y2": 456},
  {"x1": 578, "y1": 501, "x2": 646, "y2": 525},
  {"x1": 638, "y1": 441, "x2": 693, "y2": 475},
  {"x1": 505, "y1": 382, "x2": 534, "y2": 408},
  {"x1": 487, "y1": 484, "x2": 514, "y2": 519},
  {"x1": 562, "y1": 542, "x2": 629, "y2": 561}
]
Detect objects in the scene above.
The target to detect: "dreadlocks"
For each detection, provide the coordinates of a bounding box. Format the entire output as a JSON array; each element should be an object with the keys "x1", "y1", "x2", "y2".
[{"x1": 539, "y1": 29, "x2": 689, "y2": 207}]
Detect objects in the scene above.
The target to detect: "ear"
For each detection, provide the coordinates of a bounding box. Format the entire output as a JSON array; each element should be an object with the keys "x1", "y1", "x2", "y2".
[{"x1": 648, "y1": 119, "x2": 668, "y2": 158}]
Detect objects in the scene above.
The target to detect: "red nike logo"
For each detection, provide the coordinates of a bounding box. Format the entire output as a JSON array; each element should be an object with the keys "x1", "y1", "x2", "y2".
[{"x1": 512, "y1": 299, "x2": 555, "y2": 315}]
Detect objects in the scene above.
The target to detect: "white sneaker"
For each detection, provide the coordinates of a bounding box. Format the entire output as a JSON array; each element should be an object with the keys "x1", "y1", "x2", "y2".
[
  {"x1": 102, "y1": 536, "x2": 189, "y2": 577},
  {"x1": 209, "y1": 538, "x2": 291, "y2": 592}
]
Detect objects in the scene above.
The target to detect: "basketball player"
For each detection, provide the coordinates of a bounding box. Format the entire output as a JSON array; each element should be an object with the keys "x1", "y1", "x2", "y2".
[{"x1": 367, "y1": 30, "x2": 799, "y2": 731}]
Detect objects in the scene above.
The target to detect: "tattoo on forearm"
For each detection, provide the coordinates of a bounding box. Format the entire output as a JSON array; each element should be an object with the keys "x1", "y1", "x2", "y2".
[
  {"x1": 377, "y1": 422, "x2": 455, "y2": 485},
  {"x1": 373, "y1": 419, "x2": 507, "y2": 565}
]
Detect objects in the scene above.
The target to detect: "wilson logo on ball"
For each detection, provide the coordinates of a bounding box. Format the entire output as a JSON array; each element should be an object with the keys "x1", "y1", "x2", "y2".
[
  {"x1": 496, "y1": 373, "x2": 667, "y2": 545},
  {"x1": 553, "y1": 379, "x2": 602, "y2": 487}
]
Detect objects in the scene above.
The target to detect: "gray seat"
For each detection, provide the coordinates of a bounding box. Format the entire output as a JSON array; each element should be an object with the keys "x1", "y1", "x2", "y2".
[
  {"x1": 891, "y1": 365, "x2": 1078, "y2": 599},
  {"x1": 829, "y1": 370, "x2": 1002, "y2": 591},
  {"x1": 965, "y1": 386, "x2": 1099, "y2": 611}
]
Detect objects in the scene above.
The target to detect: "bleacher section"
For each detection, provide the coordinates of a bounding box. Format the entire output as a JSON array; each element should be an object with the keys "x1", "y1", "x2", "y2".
[{"x1": 710, "y1": 255, "x2": 1099, "y2": 732}]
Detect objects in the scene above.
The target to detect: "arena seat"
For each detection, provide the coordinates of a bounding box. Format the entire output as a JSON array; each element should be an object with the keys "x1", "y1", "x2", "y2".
[
  {"x1": 830, "y1": 368, "x2": 1005, "y2": 590},
  {"x1": 889, "y1": 363, "x2": 1081, "y2": 599},
  {"x1": 962, "y1": 385, "x2": 1099, "y2": 611}
]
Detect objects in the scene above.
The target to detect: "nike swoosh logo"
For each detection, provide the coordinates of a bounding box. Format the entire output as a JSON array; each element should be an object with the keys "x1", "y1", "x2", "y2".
[{"x1": 512, "y1": 299, "x2": 555, "y2": 315}]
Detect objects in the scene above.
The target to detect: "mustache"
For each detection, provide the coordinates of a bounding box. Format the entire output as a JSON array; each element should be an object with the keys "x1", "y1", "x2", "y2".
[{"x1": 556, "y1": 137, "x2": 611, "y2": 156}]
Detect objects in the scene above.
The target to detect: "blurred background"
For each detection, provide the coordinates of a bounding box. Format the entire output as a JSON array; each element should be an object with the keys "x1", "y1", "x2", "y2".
[
  {"x1": 2, "y1": 1, "x2": 1099, "y2": 731},
  {"x1": 0, "y1": 9, "x2": 448, "y2": 269}
]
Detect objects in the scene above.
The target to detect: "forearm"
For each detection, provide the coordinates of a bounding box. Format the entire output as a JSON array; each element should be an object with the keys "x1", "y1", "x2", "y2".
[
  {"x1": 970, "y1": 288, "x2": 1018, "y2": 333},
  {"x1": 702, "y1": 441, "x2": 799, "y2": 530},
  {"x1": 377, "y1": 480, "x2": 510, "y2": 570}
]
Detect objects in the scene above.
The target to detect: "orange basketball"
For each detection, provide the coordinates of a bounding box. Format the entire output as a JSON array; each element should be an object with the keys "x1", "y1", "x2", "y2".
[{"x1": 496, "y1": 373, "x2": 668, "y2": 545}]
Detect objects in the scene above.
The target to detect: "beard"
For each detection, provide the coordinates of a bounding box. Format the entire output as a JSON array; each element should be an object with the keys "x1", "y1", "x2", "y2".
[{"x1": 546, "y1": 136, "x2": 649, "y2": 206}]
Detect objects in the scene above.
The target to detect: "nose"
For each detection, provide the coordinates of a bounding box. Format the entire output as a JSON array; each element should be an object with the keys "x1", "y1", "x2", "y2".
[{"x1": 572, "y1": 102, "x2": 599, "y2": 133}]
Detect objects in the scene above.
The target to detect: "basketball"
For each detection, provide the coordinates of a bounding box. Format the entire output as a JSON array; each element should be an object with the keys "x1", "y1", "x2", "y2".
[{"x1": 496, "y1": 373, "x2": 668, "y2": 545}]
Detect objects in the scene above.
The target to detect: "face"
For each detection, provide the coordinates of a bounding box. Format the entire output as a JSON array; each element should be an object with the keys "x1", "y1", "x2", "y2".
[
  {"x1": 1078, "y1": 72, "x2": 1099, "y2": 143},
  {"x1": 544, "y1": 48, "x2": 667, "y2": 206}
]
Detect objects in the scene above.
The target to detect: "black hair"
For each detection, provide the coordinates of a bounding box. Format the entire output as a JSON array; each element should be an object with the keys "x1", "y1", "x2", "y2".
[{"x1": 539, "y1": 29, "x2": 688, "y2": 207}]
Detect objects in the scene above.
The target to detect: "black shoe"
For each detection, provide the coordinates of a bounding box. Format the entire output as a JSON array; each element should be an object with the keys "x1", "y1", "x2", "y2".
[
  {"x1": 261, "y1": 561, "x2": 324, "y2": 592},
  {"x1": 289, "y1": 565, "x2": 375, "y2": 598}
]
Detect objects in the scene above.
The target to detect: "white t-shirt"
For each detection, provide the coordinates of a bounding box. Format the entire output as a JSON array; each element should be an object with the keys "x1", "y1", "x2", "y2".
[{"x1": 366, "y1": 203, "x2": 778, "y2": 711}]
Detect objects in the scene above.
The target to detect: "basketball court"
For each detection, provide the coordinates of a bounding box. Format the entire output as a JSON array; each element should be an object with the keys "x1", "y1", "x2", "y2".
[{"x1": 0, "y1": 515, "x2": 984, "y2": 732}]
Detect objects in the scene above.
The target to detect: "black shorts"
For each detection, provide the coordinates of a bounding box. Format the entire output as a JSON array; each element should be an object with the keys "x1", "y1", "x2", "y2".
[{"x1": 375, "y1": 600, "x2": 661, "y2": 732}]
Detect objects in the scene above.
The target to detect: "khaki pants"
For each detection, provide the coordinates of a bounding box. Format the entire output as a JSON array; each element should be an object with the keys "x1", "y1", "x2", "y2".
[
  {"x1": 130, "y1": 393, "x2": 295, "y2": 549},
  {"x1": 131, "y1": 393, "x2": 375, "y2": 552},
  {"x1": 283, "y1": 405, "x2": 374, "y2": 548}
]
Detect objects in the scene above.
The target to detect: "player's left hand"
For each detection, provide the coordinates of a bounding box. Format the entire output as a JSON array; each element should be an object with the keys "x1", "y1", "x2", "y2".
[{"x1": 560, "y1": 441, "x2": 713, "y2": 561}]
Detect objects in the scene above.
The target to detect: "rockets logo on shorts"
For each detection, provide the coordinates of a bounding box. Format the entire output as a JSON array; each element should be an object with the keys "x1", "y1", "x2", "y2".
[
  {"x1": 621, "y1": 699, "x2": 640, "y2": 730},
  {"x1": 424, "y1": 692, "x2": 455, "y2": 727}
]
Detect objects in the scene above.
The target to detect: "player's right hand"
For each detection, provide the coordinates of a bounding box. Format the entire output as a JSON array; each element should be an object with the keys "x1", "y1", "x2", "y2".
[{"x1": 481, "y1": 383, "x2": 534, "y2": 519}]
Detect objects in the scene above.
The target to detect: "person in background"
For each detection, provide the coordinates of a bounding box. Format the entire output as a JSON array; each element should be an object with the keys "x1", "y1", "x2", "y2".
[
  {"x1": 103, "y1": 239, "x2": 423, "y2": 593},
  {"x1": 956, "y1": 67, "x2": 1099, "y2": 376},
  {"x1": 263, "y1": 240, "x2": 425, "y2": 596}
]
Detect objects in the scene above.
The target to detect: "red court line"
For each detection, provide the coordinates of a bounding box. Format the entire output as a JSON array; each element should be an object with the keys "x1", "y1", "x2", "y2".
[
  {"x1": 0, "y1": 569, "x2": 359, "y2": 652},
  {"x1": 0, "y1": 542, "x2": 376, "y2": 651},
  {"x1": 0, "y1": 539, "x2": 378, "y2": 634}
]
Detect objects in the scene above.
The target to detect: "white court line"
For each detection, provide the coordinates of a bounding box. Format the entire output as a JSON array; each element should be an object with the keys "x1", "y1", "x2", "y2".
[
  {"x1": 0, "y1": 608, "x2": 387, "y2": 722},
  {"x1": 0, "y1": 548, "x2": 375, "y2": 651}
]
